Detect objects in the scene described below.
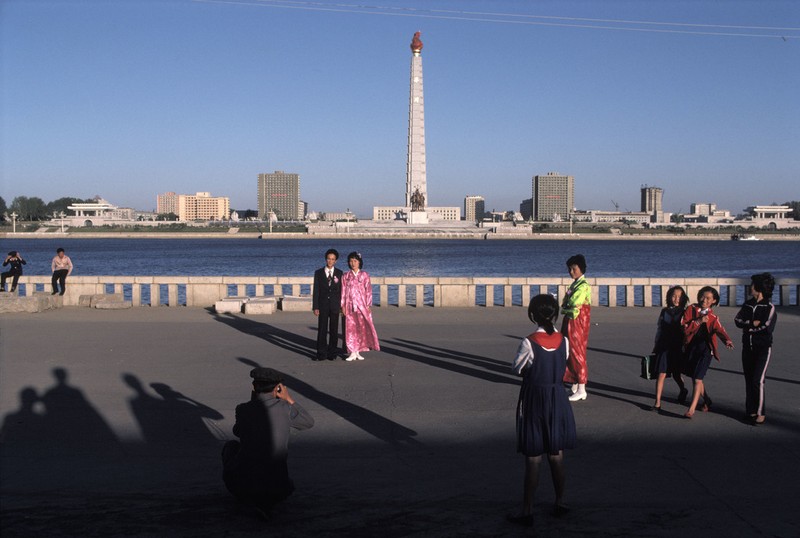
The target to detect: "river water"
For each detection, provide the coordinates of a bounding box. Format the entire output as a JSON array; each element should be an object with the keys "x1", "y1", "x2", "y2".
[{"x1": 3, "y1": 237, "x2": 797, "y2": 280}]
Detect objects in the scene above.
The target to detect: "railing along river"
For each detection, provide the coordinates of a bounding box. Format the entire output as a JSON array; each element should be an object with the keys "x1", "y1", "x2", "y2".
[{"x1": 13, "y1": 276, "x2": 800, "y2": 308}]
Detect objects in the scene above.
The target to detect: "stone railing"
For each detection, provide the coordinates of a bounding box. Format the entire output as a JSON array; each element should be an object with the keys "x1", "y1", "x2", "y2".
[{"x1": 10, "y1": 276, "x2": 799, "y2": 308}]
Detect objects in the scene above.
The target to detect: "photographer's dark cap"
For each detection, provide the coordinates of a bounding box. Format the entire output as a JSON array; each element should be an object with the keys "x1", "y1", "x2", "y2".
[{"x1": 250, "y1": 367, "x2": 282, "y2": 385}]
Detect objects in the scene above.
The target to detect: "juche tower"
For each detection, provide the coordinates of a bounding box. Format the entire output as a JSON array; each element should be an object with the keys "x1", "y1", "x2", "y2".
[{"x1": 405, "y1": 31, "x2": 427, "y2": 208}]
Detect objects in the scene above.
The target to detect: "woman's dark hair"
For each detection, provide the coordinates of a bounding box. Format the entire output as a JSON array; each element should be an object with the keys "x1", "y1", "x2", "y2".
[
  {"x1": 697, "y1": 286, "x2": 720, "y2": 306},
  {"x1": 56, "y1": 248, "x2": 65, "y2": 254},
  {"x1": 566, "y1": 254, "x2": 586, "y2": 274},
  {"x1": 347, "y1": 251, "x2": 363, "y2": 269},
  {"x1": 751, "y1": 272, "x2": 775, "y2": 299},
  {"x1": 528, "y1": 294, "x2": 559, "y2": 334},
  {"x1": 665, "y1": 285, "x2": 688, "y2": 309}
]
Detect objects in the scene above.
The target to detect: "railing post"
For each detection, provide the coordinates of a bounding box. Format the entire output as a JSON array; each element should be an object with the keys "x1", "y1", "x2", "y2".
[
  {"x1": 380, "y1": 284, "x2": 388, "y2": 307},
  {"x1": 398, "y1": 284, "x2": 406, "y2": 307},
  {"x1": 168, "y1": 284, "x2": 179, "y2": 307}
]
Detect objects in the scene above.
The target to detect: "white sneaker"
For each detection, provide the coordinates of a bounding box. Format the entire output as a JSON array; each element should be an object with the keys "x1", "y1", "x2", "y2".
[
  {"x1": 356, "y1": 352, "x2": 364, "y2": 360},
  {"x1": 345, "y1": 353, "x2": 358, "y2": 361},
  {"x1": 569, "y1": 384, "x2": 587, "y2": 401}
]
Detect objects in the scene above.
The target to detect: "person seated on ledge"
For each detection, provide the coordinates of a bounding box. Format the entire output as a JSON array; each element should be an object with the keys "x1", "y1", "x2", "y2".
[{"x1": 222, "y1": 367, "x2": 314, "y2": 518}]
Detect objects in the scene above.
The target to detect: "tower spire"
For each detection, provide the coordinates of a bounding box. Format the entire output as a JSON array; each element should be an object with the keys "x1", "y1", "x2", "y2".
[{"x1": 406, "y1": 31, "x2": 427, "y2": 208}]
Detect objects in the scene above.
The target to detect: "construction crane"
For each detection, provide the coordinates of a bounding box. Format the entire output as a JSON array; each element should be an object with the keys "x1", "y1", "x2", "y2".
[{"x1": 611, "y1": 200, "x2": 619, "y2": 211}]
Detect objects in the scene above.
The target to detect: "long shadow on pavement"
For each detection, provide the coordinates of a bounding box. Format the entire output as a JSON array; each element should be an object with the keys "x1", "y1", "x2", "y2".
[{"x1": 236, "y1": 357, "x2": 419, "y2": 447}]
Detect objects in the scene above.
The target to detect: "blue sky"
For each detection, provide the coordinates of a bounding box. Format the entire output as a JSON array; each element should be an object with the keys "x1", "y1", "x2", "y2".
[{"x1": 2, "y1": 0, "x2": 798, "y2": 217}]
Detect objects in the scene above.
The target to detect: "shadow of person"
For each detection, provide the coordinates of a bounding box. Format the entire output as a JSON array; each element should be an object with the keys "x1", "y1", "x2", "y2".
[
  {"x1": 210, "y1": 310, "x2": 317, "y2": 360},
  {"x1": 0, "y1": 387, "x2": 46, "y2": 445},
  {"x1": 237, "y1": 357, "x2": 419, "y2": 447},
  {"x1": 379, "y1": 340, "x2": 518, "y2": 386},
  {"x1": 40, "y1": 367, "x2": 119, "y2": 450},
  {"x1": 150, "y1": 382, "x2": 225, "y2": 444}
]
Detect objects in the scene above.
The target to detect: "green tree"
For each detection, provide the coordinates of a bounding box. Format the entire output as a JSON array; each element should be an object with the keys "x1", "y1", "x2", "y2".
[
  {"x1": 46, "y1": 197, "x2": 88, "y2": 215},
  {"x1": 783, "y1": 200, "x2": 800, "y2": 221},
  {"x1": 10, "y1": 196, "x2": 47, "y2": 221},
  {"x1": 0, "y1": 196, "x2": 6, "y2": 220},
  {"x1": 156, "y1": 212, "x2": 179, "y2": 221}
]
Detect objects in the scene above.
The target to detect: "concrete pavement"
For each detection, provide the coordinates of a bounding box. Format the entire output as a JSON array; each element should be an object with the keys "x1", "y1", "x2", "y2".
[{"x1": 1, "y1": 306, "x2": 798, "y2": 537}]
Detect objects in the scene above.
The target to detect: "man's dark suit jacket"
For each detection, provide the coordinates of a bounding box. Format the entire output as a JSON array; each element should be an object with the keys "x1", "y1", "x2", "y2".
[{"x1": 312, "y1": 267, "x2": 343, "y2": 312}]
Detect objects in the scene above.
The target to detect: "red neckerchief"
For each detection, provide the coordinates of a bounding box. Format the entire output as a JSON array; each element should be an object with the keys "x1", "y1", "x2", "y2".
[{"x1": 528, "y1": 331, "x2": 563, "y2": 349}]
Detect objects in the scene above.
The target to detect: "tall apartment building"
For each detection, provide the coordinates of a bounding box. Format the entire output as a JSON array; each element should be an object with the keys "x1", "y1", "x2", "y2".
[
  {"x1": 464, "y1": 195, "x2": 485, "y2": 222},
  {"x1": 641, "y1": 185, "x2": 664, "y2": 223},
  {"x1": 258, "y1": 171, "x2": 301, "y2": 220},
  {"x1": 157, "y1": 192, "x2": 230, "y2": 221},
  {"x1": 157, "y1": 192, "x2": 179, "y2": 215},
  {"x1": 532, "y1": 172, "x2": 574, "y2": 221}
]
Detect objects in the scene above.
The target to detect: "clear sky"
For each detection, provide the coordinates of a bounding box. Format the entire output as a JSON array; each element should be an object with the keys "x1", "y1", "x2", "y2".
[{"x1": 2, "y1": 0, "x2": 798, "y2": 217}]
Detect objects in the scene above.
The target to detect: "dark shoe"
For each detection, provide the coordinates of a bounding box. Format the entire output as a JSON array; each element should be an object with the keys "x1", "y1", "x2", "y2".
[
  {"x1": 58, "y1": 292, "x2": 65, "y2": 296},
  {"x1": 703, "y1": 393, "x2": 713, "y2": 409},
  {"x1": 327, "y1": 355, "x2": 338, "y2": 361},
  {"x1": 649, "y1": 405, "x2": 661, "y2": 412},
  {"x1": 51, "y1": 291, "x2": 58, "y2": 295},
  {"x1": 506, "y1": 513, "x2": 533, "y2": 527},
  {"x1": 678, "y1": 387, "x2": 688, "y2": 404},
  {"x1": 552, "y1": 504, "x2": 571, "y2": 518}
]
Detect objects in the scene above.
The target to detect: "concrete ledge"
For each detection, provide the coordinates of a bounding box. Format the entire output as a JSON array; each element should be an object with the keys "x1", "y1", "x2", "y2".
[
  {"x1": 279, "y1": 295, "x2": 312, "y2": 312},
  {"x1": 215, "y1": 297, "x2": 249, "y2": 314},
  {"x1": 79, "y1": 293, "x2": 126, "y2": 308},
  {"x1": 244, "y1": 298, "x2": 277, "y2": 315},
  {"x1": 94, "y1": 299, "x2": 133, "y2": 309},
  {"x1": 0, "y1": 293, "x2": 59, "y2": 313}
]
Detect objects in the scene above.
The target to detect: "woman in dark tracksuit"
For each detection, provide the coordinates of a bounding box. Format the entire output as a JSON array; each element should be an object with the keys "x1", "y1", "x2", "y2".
[{"x1": 734, "y1": 273, "x2": 777, "y2": 425}]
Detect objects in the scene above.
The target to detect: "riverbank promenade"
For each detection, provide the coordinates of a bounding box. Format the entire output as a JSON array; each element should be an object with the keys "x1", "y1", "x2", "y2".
[{"x1": 2, "y1": 306, "x2": 798, "y2": 537}]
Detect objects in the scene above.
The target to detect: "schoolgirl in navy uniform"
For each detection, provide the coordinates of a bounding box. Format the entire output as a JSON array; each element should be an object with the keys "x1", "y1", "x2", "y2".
[{"x1": 650, "y1": 286, "x2": 689, "y2": 412}]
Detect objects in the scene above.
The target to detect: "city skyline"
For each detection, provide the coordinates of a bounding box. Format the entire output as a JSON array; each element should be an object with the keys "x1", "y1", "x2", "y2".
[{"x1": 2, "y1": 1, "x2": 798, "y2": 217}]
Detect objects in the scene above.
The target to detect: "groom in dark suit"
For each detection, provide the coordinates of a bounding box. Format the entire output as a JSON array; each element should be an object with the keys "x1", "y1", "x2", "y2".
[{"x1": 312, "y1": 248, "x2": 343, "y2": 361}]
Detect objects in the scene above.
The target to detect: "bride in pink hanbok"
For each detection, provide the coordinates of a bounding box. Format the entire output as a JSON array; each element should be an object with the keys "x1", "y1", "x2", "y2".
[{"x1": 341, "y1": 252, "x2": 380, "y2": 361}]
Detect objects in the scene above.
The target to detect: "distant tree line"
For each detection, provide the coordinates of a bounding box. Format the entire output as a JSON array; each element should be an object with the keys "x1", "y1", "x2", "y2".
[{"x1": 0, "y1": 195, "x2": 93, "y2": 221}]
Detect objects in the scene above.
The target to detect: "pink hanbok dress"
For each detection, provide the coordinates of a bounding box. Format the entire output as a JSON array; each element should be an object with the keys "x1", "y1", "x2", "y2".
[{"x1": 341, "y1": 270, "x2": 380, "y2": 353}]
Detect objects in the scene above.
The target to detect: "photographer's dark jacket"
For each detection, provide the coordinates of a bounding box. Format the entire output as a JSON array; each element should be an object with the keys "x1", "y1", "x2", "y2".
[{"x1": 2, "y1": 257, "x2": 26, "y2": 275}]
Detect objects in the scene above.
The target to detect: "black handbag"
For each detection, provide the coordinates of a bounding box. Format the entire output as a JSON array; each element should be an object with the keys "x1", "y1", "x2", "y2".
[{"x1": 641, "y1": 353, "x2": 657, "y2": 380}]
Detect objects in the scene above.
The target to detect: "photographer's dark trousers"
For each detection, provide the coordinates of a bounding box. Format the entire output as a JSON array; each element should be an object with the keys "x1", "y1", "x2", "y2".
[
  {"x1": 222, "y1": 440, "x2": 293, "y2": 510},
  {"x1": 1, "y1": 271, "x2": 20, "y2": 291},
  {"x1": 52, "y1": 269, "x2": 69, "y2": 295}
]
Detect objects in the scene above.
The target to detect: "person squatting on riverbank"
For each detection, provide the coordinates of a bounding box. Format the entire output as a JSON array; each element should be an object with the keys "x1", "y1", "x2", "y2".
[
  {"x1": 734, "y1": 273, "x2": 777, "y2": 425},
  {"x1": 650, "y1": 286, "x2": 689, "y2": 412},
  {"x1": 312, "y1": 248, "x2": 343, "y2": 361},
  {"x1": 1, "y1": 251, "x2": 26, "y2": 293},
  {"x1": 681, "y1": 286, "x2": 734, "y2": 419},
  {"x1": 508, "y1": 294, "x2": 576, "y2": 528},
  {"x1": 222, "y1": 367, "x2": 314, "y2": 517},
  {"x1": 561, "y1": 254, "x2": 591, "y2": 401},
  {"x1": 341, "y1": 251, "x2": 380, "y2": 361},
  {"x1": 50, "y1": 247, "x2": 73, "y2": 296}
]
